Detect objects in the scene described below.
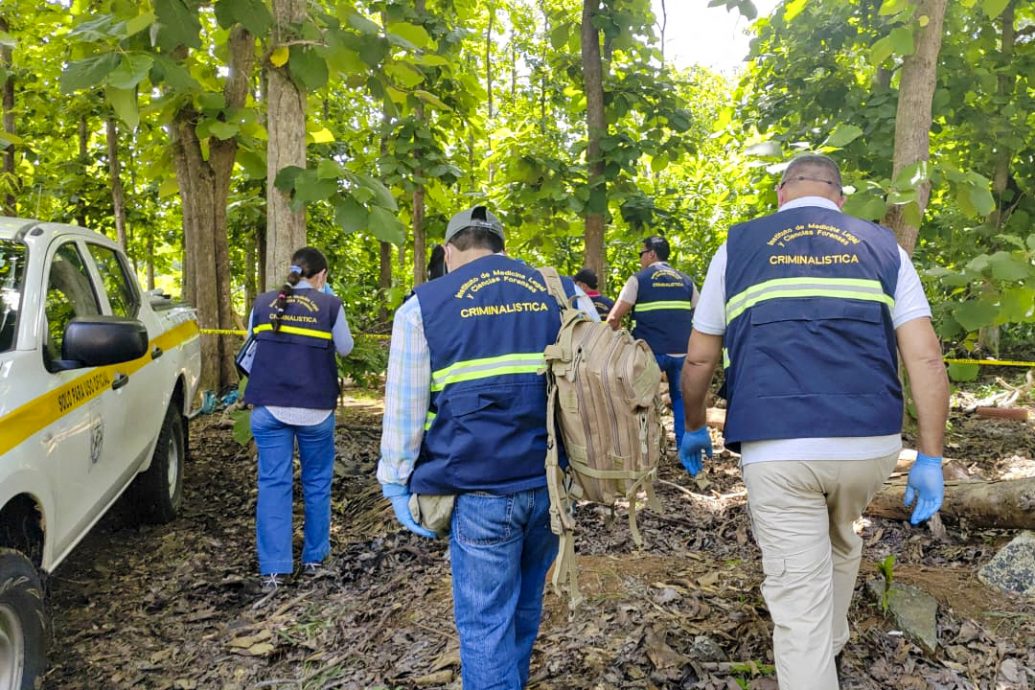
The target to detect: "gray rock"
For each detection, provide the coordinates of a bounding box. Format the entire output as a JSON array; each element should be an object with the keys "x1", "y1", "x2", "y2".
[
  {"x1": 689, "y1": 635, "x2": 727, "y2": 662},
  {"x1": 978, "y1": 531, "x2": 1035, "y2": 597},
  {"x1": 866, "y1": 578, "x2": 938, "y2": 653}
]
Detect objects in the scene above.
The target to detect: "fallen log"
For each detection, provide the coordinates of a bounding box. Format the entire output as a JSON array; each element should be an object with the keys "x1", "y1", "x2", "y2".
[
  {"x1": 866, "y1": 477, "x2": 1035, "y2": 529},
  {"x1": 975, "y1": 406, "x2": 1030, "y2": 421}
]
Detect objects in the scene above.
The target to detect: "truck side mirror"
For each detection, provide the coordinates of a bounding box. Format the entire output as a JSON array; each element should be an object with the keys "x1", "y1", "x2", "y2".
[{"x1": 59, "y1": 316, "x2": 148, "y2": 369}]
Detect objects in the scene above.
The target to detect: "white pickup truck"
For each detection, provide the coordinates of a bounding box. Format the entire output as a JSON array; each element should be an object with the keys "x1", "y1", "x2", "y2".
[{"x1": 0, "y1": 217, "x2": 201, "y2": 690}]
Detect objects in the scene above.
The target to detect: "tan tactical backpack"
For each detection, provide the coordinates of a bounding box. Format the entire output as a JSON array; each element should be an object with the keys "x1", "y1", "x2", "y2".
[{"x1": 537, "y1": 267, "x2": 666, "y2": 607}]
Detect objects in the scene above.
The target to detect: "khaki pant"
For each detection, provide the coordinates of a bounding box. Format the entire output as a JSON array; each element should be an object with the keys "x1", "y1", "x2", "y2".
[{"x1": 742, "y1": 452, "x2": 899, "y2": 690}]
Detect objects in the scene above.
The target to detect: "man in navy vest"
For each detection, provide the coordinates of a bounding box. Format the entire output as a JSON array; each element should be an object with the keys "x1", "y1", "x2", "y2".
[
  {"x1": 573, "y1": 267, "x2": 615, "y2": 318},
  {"x1": 606, "y1": 236, "x2": 698, "y2": 446},
  {"x1": 679, "y1": 154, "x2": 949, "y2": 689},
  {"x1": 378, "y1": 205, "x2": 565, "y2": 689}
]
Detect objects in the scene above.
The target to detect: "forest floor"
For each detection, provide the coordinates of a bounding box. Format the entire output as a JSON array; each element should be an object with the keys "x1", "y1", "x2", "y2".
[{"x1": 43, "y1": 375, "x2": 1035, "y2": 690}]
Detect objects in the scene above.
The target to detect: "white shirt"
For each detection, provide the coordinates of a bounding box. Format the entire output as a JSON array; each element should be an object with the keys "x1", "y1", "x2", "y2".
[
  {"x1": 692, "y1": 196, "x2": 932, "y2": 464},
  {"x1": 617, "y1": 261, "x2": 701, "y2": 308}
]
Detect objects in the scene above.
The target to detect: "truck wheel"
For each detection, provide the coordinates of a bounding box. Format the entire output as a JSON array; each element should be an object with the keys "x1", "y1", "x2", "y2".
[
  {"x1": 0, "y1": 549, "x2": 46, "y2": 690},
  {"x1": 128, "y1": 403, "x2": 185, "y2": 524}
]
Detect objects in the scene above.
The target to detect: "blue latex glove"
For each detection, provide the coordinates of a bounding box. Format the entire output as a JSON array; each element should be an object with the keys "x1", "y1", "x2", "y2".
[
  {"x1": 679, "y1": 426, "x2": 713, "y2": 477},
  {"x1": 382, "y1": 483, "x2": 437, "y2": 539},
  {"x1": 903, "y1": 452, "x2": 944, "y2": 525}
]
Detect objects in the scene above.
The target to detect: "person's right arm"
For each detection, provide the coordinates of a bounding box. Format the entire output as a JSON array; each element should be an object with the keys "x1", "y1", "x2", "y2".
[
  {"x1": 376, "y1": 298, "x2": 431, "y2": 492},
  {"x1": 896, "y1": 317, "x2": 949, "y2": 457},
  {"x1": 606, "y1": 276, "x2": 639, "y2": 330}
]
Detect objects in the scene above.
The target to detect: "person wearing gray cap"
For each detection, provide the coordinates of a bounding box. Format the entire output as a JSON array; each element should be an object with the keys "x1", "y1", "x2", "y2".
[{"x1": 377, "y1": 204, "x2": 581, "y2": 689}]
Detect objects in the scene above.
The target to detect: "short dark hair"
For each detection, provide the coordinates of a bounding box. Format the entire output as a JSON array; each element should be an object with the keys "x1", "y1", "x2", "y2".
[
  {"x1": 780, "y1": 154, "x2": 842, "y2": 190},
  {"x1": 642, "y1": 235, "x2": 670, "y2": 261},
  {"x1": 573, "y1": 268, "x2": 598, "y2": 289},
  {"x1": 448, "y1": 227, "x2": 504, "y2": 253}
]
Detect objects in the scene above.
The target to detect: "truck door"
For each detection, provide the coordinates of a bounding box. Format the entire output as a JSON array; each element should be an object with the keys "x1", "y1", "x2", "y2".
[
  {"x1": 38, "y1": 240, "x2": 113, "y2": 560},
  {"x1": 83, "y1": 242, "x2": 163, "y2": 479}
]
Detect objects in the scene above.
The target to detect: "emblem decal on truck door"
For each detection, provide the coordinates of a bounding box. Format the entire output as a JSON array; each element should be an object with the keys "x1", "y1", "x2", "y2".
[{"x1": 90, "y1": 417, "x2": 103, "y2": 464}]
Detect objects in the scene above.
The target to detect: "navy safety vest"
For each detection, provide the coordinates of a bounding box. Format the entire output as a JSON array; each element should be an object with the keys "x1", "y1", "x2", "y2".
[
  {"x1": 244, "y1": 287, "x2": 341, "y2": 409},
  {"x1": 410, "y1": 254, "x2": 567, "y2": 495},
  {"x1": 632, "y1": 263, "x2": 696, "y2": 355},
  {"x1": 587, "y1": 291, "x2": 615, "y2": 318},
  {"x1": 723, "y1": 206, "x2": 903, "y2": 449}
]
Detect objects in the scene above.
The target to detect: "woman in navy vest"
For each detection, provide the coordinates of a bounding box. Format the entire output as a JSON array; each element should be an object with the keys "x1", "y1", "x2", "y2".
[{"x1": 243, "y1": 247, "x2": 354, "y2": 592}]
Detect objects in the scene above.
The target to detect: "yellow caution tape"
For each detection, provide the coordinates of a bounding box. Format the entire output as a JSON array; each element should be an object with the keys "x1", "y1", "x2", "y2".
[
  {"x1": 199, "y1": 327, "x2": 248, "y2": 336},
  {"x1": 199, "y1": 327, "x2": 390, "y2": 340},
  {"x1": 944, "y1": 358, "x2": 1035, "y2": 368}
]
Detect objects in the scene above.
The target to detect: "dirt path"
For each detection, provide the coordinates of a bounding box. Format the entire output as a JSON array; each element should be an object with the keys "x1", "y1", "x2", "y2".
[{"x1": 43, "y1": 398, "x2": 1035, "y2": 689}]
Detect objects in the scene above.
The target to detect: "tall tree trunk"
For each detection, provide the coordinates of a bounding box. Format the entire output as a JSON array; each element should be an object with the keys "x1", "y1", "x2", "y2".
[
  {"x1": 581, "y1": 0, "x2": 607, "y2": 292},
  {"x1": 106, "y1": 118, "x2": 128, "y2": 250},
  {"x1": 76, "y1": 115, "x2": 88, "y2": 228},
  {"x1": 992, "y1": 1, "x2": 1015, "y2": 220},
  {"x1": 412, "y1": 0, "x2": 427, "y2": 287},
  {"x1": 882, "y1": 0, "x2": 947, "y2": 256},
  {"x1": 266, "y1": 0, "x2": 307, "y2": 290},
  {"x1": 170, "y1": 27, "x2": 255, "y2": 392},
  {"x1": 147, "y1": 231, "x2": 155, "y2": 291},
  {"x1": 659, "y1": 0, "x2": 667, "y2": 66},
  {"x1": 486, "y1": 5, "x2": 494, "y2": 120},
  {"x1": 0, "y1": 16, "x2": 15, "y2": 216}
]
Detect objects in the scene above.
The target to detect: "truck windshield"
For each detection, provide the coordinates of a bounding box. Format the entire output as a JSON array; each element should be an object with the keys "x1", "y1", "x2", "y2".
[{"x1": 0, "y1": 240, "x2": 27, "y2": 353}]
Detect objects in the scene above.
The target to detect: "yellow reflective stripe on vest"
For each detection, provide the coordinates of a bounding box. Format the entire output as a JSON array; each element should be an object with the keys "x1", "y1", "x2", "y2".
[
  {"x1": 424, "y1": 411, "x2": 436, "y2": 431},
  {"x1": 722, "y1": 347, "x2": 730, "y2": 369},
  {"x1": 253, "y1": 323, "x2": 333, "y2": 340},
  {"x1": 635, "y1": 300, "x2": 694, "y2": 312},
  {"x1": 725, "y1": 277, "x2": 894, "y2": 324},
  {"x1": 431, "y1": 352, "x2": 546, "y2": 393}
]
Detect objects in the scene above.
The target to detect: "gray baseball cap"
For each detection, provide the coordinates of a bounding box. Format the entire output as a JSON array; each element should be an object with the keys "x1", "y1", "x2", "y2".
[{"x1": 445, "y1": 205, "x2": 504, "y2": 244}]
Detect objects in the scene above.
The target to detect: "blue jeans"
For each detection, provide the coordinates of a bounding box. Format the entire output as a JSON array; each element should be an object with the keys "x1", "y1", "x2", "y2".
[
  {"x1": 251, "y1": 406, "x2": 336, "y2": 574},
  {"x1": 450, "y1": 487, "x2": 558, "y2": 690},
  {"x1": 656, "y1": 353, "x2": 686, "y2": 446}
]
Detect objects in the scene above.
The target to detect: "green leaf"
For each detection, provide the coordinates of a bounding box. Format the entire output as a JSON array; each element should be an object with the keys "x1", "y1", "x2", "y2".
[
  {"x1": 347, "y1": 12, "x2": 381, "y2": 35},
  {"x1": 150, "y1": 54, "x2": 200, "y2": 91},
  {"x1": 288, "y1": 47, "x2": 329, "y2": 91},
  {"x1": 953, "y1": 300, "x2": 998, "y2": 331},
  {"x1": 879, "y1": 0, "x2": 911, "y2": 15},
  {"x1": 316, "y1": 159, "x2": 344, "y2": 179},
  {"x1": 207, "y1": 120, "x2": 239, "y2": 140},
  {"x1": 550, "y1": 24, "x2": 569, "y2": 50},
  {"x1": 869, "y1": 36, "x2": 894, "y2": 66},
  {"x1": 783, "y1": 0, "x2": 808, "y2": 22},
  {"x1": 368, "y1": 206, "x2": 405, "y2": 244},
  {"x1": 413, "y1": 90, "x2": 450, "y2": 110},
  {"x1": 415, "y1": 54, "x2": 449, "y2": 67},
  {"x1": 215, "y1": 0, "x2": 272, "y2": 35},
  {"x1": 968, "y1": 185, "x2": 996, "y2": 217},
  {"x1": 231, "y1": 408, "x2": 253, "y2": 446},
  {"x1": 125, "y1": 11, "x2": 155, "y2": 37},
  {"x1": 385, "y1": 62, "x2": 424, "y2": 89},
  {"x1": 273, "y1": 165, "x2": 306, "y2": 193},
  {"x1": 334, "y1": 197, "x2": 368, "y2": 234},
  {"x1": 988, "y1": 251, "x2": 1031, "y2": 281},
  {"x1": 106, "y1": 86, "x2": 139, "y2": 130},
  {"x1": 354, "y1": 172, "x2": 398, "y2": 210},
  {"x1": 154, "y1": 0, "x2": 203, "y2": 50},
  {"x1": 387, "y1": 22, "x2": 431, "y2": 49},
  {"x1": 983, "y1": 0, "x2": 1010, "y2": 18},
  {"x1": 889, "y1": 26, "x2": 915, "y2": 56},
  {"x1": 947, "y1": 363, "x2": 980, "y2": 382},
  {"x1": 293, "y1": 170, "x2": 338, "y2": 205},
  {"x1": 824, "y1": 123, "x2": 864, "y2": 148},
  {"x1": 61, "y1": 54, "x2": 120, "y2": 94},
  {"x1": 107, "y1": 54, "x2": 154, "y2": 90},
  {"x1": 1027, "y1": 234, "x2": 1035, "y2": 252},
  {"x1": 236, "y1": 149, "x2": 266, "y2": 179},
  {"x1": 902, "y1": 201, "x2": 922, "y2": 228},
  {"x1": 158, "y1": 176, "x2": 179, "y2": 198},
  {"x1": 999, "y1": 287, "x2": 1035, "y2": 322},
  {"x1": 843, "y1": 194, "x2": 886, "y2": 220}
]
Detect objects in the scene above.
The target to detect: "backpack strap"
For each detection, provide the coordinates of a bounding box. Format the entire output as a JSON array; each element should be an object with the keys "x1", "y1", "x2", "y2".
[
  {"x1": 537, "y1": 267, "x2": 578, "y2": 313},
  {"x1": 544, "y1": 365, "x2": 582, "y2": 609}
]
